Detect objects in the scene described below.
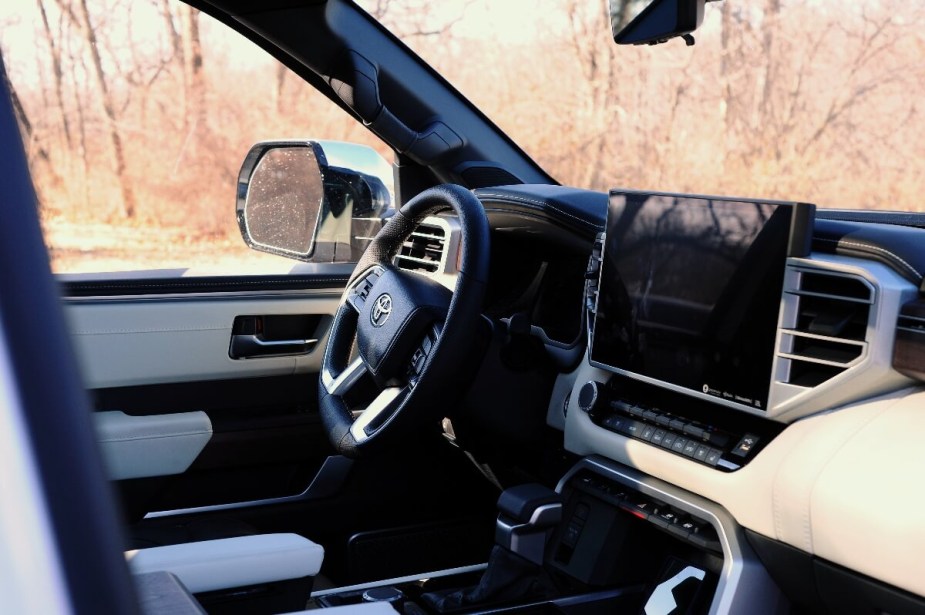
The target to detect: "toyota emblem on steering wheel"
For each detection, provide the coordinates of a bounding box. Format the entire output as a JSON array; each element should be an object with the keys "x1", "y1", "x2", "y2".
[{"x1": 371, "y1": 293, "x2": 393, "y2": 327}]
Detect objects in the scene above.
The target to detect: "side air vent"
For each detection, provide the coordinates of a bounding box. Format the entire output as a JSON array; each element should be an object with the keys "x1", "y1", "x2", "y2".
[
  {"x1": 778, "y1": 269, "x2": 874, "y2": 387},
  {"x1": 585, "y1": 233, "x2": 604, "y2": 338},
  {"x1": 394, "y1": 224, "x2": 446, "y2": 273}
]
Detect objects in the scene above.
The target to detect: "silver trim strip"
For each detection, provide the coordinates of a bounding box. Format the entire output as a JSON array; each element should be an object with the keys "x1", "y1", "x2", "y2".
[
  {"x1": 143, "y1": 455, "x2": 354, "y2": 519},
  {"x1": 310, "y1": 563, "x2": 488, "y2": 598},
  {"x1": 557, "y1": 457, "x2": 782, "y2": 615},
  {"x1": 322, "y1": 358, "x2": 367, "y2": 396},
  {"x1": 350, "y1": 387, "x2": 404, "y2": 443}
]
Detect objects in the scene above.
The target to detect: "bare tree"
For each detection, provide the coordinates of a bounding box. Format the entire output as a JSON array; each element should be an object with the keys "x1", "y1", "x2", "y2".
[
  {"x1": 36, "y1": 0, "x2": 73, "y2": 150},
  {"x1": 183, "y1": 5, "x2": 205, "y2": 136},
  {"x1": 55, "y1": 0, "x2": 137, "y2": 218}
]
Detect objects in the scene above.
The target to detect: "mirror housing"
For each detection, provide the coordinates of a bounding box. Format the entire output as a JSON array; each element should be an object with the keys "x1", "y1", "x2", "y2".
[
  {"x1": 236, "y1": 140, "x2": 392, "y2": 262},
  {"x1": 612, "y1": 0, "x2": 705, "y2": 46}
]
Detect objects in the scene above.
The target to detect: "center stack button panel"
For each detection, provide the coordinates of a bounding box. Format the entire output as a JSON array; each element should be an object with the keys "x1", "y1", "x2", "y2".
[{"x1": 577, "y1": 377, "x2": 784, "y2": 472}]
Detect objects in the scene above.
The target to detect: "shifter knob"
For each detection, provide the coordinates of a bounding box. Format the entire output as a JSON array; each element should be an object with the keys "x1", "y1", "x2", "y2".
[{"x1": 578, "y1": 381, "x2": 604, "y2": 414}]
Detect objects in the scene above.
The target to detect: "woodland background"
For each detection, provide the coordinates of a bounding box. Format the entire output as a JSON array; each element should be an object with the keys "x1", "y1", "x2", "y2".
[{"x1": 1, "y1": 0, "x2": 924, "y2": 272}]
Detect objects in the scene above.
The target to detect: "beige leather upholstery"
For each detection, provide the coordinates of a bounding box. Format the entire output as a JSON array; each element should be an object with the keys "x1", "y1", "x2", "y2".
[
  {"x1": 126, "y1": 533, "x2": 324, "y2": 594},
  {"x1": 94, "y1": 411, "x2": 212, "y2": 480},
  {"x1": 565, "y1": 368, "x2": 925, "y2": 597}
]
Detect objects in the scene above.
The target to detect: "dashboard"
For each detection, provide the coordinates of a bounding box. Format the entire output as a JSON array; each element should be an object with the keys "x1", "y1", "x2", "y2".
[{"x1": 463, "y1": 183, "x2": 925, "y2": 611}]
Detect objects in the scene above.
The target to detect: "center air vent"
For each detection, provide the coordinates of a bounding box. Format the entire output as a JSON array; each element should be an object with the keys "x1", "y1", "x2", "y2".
[
  {"x1": 394, "y1": 224, "x2": 446, "y2": 273},
  {"x1": 778, "y1": 269, "x2": 874, "y2": 387}
]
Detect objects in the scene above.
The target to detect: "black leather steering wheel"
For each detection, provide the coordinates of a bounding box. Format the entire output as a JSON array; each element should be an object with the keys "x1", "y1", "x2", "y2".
[{"x1": 318, "y1": 184, "x2": 489, "y2": 457}]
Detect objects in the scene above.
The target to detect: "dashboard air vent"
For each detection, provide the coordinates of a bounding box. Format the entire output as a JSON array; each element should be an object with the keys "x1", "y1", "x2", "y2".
[
  {"x1": 394, "y1": 224, "x2": 446, "y2": 273},
  {"x1": 779, "y1": 270, "x2": 874, "y2": 387},
  {"x1": 585, "y1": 233, "x2": 604, "y2": 338}
]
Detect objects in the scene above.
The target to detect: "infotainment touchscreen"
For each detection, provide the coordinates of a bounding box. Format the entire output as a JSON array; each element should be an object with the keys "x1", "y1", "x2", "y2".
[{"x1": 591, "y1": 190, "x2": 814, "y2": 412}]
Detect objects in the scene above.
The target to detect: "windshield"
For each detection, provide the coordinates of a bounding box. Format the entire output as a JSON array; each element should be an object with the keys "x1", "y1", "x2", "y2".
[{"x1": 358, "y1": 0, "x2": 925, "y2": 212}]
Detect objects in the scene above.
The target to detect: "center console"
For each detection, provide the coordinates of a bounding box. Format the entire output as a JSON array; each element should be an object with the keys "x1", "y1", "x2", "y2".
[{"x1": 310, "y1": 457, "x2": 781, "y2": 615}]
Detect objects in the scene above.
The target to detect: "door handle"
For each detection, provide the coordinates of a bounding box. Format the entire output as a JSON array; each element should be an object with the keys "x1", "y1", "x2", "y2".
[{"x1": 229, "y1": 334, "x2": 318, "y2": 359}]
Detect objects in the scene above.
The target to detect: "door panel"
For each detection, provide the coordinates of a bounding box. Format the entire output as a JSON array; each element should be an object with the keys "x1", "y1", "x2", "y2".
[
  {"x1": 66, "y1": 293, "x2": 340, "y2": 389},
  {"x1": 62, "y1": 273, "x2": 351, "y2": 518}
]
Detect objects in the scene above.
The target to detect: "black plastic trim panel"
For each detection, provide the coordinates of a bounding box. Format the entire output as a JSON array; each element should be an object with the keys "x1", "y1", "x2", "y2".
[
  {"x1": 476, "y1": 189, "x2": 925, "y2": 291},
  {"x1": 475, "y1": 185, "x2": 607, "y2": 238},
  {"x1": 746, "y1": 530, "x2": 925, "y2": 615},
  {"x1": 60, "y1": 274, "x2": 350, "y2": 297},
  {"x1": 812, "y1": 217, "x2": 925, "y2": 287}
]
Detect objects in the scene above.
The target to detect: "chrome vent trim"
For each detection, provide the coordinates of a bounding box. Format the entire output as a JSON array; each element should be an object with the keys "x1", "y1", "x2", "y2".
[
  {"x1": 778, "y1": 269, "x2": 874, "y2": 387},
  {"x1": 393, "y1": 223, "x2": 446, "y2": 273},
  {"x1": 767, "y1": 254, "x2": 917, "y2": 422}
]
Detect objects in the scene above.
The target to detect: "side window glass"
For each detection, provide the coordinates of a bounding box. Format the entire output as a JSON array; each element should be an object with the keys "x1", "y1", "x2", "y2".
[{"x1": 0, "y1": 1, "x2": 391, "y2": 275}]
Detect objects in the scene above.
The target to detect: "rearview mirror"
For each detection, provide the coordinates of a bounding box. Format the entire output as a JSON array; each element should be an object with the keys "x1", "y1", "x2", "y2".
[
  {"x1": 612, "y1": 0, "x2": 705, "y2": 46},
  {"x1": 236, "y1": 140, "x2": 392, "y2": 262}
]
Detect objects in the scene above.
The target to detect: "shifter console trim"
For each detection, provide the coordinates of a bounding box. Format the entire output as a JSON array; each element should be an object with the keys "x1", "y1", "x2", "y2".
[{"x1": 557, "y1": 457, "x2": 783, "y2": 615}]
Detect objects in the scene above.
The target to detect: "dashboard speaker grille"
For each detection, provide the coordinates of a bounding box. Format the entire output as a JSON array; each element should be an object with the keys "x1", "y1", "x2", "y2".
[
  {"x1": 779, "y1": 269, "x2": 874, "y2": 387},
  {"x1": 393, "y1": 223, "x2": 446, "y2": 273}
]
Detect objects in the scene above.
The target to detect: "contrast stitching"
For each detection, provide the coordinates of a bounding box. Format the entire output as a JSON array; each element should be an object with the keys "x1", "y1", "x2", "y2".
[
  {"x1": 815, "y1": 237, "x2": 922, "y2": 281},
  {"x1": 73, "y1": 326, "x2": 228, "y2": 335},
  {"x1": 67, "y1": 277, "x2": 350, "y2": 291},
  {"x1": 99, "y1": 431, "x2": 211, "y2": 443},
  {"x1": 476, "y1": 192, "x2": 599, "y2": 228}
]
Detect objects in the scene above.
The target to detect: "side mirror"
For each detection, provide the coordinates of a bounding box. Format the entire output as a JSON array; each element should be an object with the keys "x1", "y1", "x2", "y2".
[
  {"x1": 612, "y1": 0, "x2": 705, "y2": 46},
  {"x1": 236, "y1": 140, "x2": 392, "y2": 262}
]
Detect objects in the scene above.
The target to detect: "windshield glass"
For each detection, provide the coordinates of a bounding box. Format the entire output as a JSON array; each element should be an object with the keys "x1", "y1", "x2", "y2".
[{"x1": 357, "y1": 0, "x2": 925, "y2": 212}]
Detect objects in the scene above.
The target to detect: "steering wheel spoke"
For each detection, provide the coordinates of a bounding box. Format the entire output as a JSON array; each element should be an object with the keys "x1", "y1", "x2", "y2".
[
  {"x1": 349, "y1": 386, "x2": 408, "y2": 443},
  {"x1": 321, "y1": 357, "x2": 367, "y2": 397}
]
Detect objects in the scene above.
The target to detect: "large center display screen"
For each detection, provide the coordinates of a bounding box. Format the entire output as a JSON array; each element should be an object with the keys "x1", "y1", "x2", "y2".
[{"x1": 591, "y1": 191, "x2": 813, "y2": 412}]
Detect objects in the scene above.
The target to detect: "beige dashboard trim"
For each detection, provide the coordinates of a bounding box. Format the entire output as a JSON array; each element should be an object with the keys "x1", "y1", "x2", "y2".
[{"x1": 564, "y1": 362, "x2": 925, "y2": 597}]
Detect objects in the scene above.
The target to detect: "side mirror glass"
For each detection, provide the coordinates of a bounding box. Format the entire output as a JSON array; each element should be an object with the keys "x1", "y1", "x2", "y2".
[
  {"x1": 612, "y1": 0, "x2": 705, "y2": 46},
  {"x1": 236, "y1": 140, "x2": 392, "y2": 262}
]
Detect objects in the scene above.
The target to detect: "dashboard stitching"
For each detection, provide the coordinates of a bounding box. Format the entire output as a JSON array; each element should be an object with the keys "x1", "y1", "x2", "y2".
[
  {"x1": 815, "y1": 237, "x2": 922, "y2": 281},
  {"x1": 475, "y1": 192, "x2": 600, "y2": 229}
]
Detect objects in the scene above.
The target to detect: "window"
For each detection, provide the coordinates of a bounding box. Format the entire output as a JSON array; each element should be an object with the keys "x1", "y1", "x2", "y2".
[
  {"x1": 0, "y1": 0, "x2": 391, "y2": 274},
  {"x1": 359, "y1": 0, "x2": 925, "y2": 212}
]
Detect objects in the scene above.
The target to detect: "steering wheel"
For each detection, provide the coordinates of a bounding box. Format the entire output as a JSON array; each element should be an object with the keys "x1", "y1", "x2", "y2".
[{"x1": 318, "y1": 184, "x2": 490, "y2": 457}]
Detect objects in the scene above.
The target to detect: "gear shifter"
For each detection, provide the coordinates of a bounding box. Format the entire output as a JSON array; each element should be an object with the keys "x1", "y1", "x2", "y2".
[
  {"x1": 422, "y1": 483, "x2": 562, "y2": 612},
  {"x1": 494, "y1": 483, "x2": 563, "y2": 564}
]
